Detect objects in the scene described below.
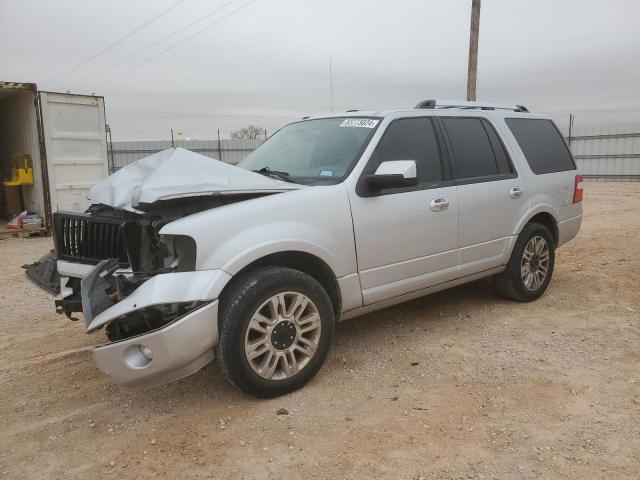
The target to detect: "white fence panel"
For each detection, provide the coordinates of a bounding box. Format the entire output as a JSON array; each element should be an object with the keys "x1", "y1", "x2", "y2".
[
  {"x1": 110, "y1": 138, "x2": 263, "y2": 172},
  {"x1": 567, "y1": 123, "x2": 640, "y2": 181}
]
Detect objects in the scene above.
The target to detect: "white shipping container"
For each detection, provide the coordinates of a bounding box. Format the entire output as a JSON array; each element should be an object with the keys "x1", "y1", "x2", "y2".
[{"x1": 0, "y1": 82, "x2": 109, "y2": 228}]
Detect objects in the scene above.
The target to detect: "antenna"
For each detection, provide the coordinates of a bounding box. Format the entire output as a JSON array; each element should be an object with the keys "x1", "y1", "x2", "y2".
[
  {"x1": 568, "y1": 113, "x2": 575, "y2": 150},
  {"x1": 329, "y1": 54, "x2": 334, "y2": 114}
]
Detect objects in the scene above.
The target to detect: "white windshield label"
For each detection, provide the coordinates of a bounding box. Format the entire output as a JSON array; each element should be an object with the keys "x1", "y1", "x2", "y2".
[{"x1": 340, "y1": 118, "x2": 379, "y2": 128}]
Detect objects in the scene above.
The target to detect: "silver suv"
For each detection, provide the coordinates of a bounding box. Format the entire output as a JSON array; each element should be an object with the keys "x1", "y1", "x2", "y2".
[{"x1": 27, "y1": 100, "x2": 583, "y2": 397}]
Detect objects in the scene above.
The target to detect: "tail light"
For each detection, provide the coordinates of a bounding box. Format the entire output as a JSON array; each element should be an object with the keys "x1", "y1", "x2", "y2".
[{"x1": 573, "y1": 174, "x2": 584, "y2": 203}]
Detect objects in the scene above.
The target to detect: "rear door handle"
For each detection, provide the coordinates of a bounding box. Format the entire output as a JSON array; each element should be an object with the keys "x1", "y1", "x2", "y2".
[
  {"x1": 430, "y1": 197, "x2": 449, "y2": 212},
  {"x1": 510, "y1": 187, "x2": 524, "y2": 199}
]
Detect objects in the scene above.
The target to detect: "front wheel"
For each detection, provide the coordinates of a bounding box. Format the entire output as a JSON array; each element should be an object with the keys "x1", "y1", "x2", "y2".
[
  {"x1": 217, "y1": 266, "x2": 335, "y2": 397},
  {"x1": 493, "y1": 222, "x2": 555, "y2": 302}
]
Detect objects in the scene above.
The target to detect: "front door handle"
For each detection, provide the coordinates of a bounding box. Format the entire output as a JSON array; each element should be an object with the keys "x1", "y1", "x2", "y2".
[
  {"x1": 510, "y1": 187, "x2": 524, "y2": 199},
  {"x1": 430, "y1": 197, "x2": 449, "y2": 212}
]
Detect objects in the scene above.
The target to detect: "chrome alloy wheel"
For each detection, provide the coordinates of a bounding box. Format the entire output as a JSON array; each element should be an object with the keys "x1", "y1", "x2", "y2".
[
  {"x1": 244, "y1": 292, "x2": 321, "y2": 380},
  {"x1": 521, "y1": 235, "x2": 550, "y2": 291}
]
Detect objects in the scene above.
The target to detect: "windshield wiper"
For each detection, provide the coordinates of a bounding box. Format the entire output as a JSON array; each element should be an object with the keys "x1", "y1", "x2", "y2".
[{"x1": 252, "y1": 167, "x2": 294, "y2": 183}]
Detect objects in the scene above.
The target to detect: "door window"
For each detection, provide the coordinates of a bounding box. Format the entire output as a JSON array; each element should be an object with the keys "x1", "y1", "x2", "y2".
[
  {"x1": 367, "y1": 117, "x2": 444, "y2": 188},
  {"x1": 442, "y1": 117, "x2": 514, "y2": 180}
]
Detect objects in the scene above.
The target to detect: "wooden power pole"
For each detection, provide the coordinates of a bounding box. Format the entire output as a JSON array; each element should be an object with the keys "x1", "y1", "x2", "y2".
[{"x1": 467, "y1": 0, "x2": 481, "y2": 101}]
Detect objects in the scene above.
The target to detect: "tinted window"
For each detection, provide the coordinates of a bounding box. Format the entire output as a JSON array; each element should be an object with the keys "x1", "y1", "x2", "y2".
[
  {"x1": 370, "y1": 118, "x2": 443, "y2": 185},
  {"x1": 442, "y1": 117, "x2": 510, "y2": 179},
  {"x1": 506, "y1": 118, "x2": 575, "y2": 174},
  {"x1": 484, "y1": 120, "x2": 513, "y2": 174}
]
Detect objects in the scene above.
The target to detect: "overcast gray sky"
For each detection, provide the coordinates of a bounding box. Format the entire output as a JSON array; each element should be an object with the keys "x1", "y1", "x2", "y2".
[{"x1": 1, "y1": 0, "x2": 639, "y2": 140}]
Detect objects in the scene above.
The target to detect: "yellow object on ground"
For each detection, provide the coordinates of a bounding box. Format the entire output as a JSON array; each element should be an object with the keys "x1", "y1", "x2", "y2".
[
  {"x1": 3, "y1": 167, "x2": 34, "y2": 186},
  {"x1": 3, "y1": 155, "x2": 34, "y2": 186}
]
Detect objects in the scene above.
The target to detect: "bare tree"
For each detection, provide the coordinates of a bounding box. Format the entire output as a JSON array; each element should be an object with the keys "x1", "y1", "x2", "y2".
[{"x1": 230, "y1": 125, "x2": 266, "y2": 140}]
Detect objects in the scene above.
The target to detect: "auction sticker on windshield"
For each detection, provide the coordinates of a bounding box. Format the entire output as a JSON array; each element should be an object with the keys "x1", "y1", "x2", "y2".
[{"x1": 340, "y1": 119, "x2": 379, "y2": 128}]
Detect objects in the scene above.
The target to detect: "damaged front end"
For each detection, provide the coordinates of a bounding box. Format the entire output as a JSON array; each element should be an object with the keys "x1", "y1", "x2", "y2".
[
  {"x1": 52, "y1": 200, "x2": 202, "y2": 330},
  {"x1": 80, "y1": 258, "x2": 205, "y2": 342},
  {"x1": 23, "y1": 148, "x2": 299, "y2": 385},
  {"x1": 79, "y1": 257, "x2": 228, "y2": 386},
  {"x1": 28, "y1": 198, "x2": 240, "y2": 386},
  {"x1": 23, "y1": 250, "x2": 60, "y2": 295}
]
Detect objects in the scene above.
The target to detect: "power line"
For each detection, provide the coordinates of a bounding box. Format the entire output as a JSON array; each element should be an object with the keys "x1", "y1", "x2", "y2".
[
  {"x1": 77, "y1": 0, "x2": 241, "y2": 85},
  {"x1": 48, "y1": 0, "x2": 188, "y2": 83},
  {"x1": 90, "y1": 0, "x2": 259, "y2": 90}
]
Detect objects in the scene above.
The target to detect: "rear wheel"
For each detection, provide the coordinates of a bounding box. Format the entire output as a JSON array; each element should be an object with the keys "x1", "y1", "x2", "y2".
[
  {"x1": 493, "y1": 222, "x2": 555, "y2": 302},
  {"x1": 217, "y1": 266, "x2": 335, "y2": 397}
]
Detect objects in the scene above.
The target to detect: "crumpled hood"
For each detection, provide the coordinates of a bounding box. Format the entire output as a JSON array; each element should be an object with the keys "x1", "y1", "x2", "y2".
[{"x1": 88, "y1": 147, "x2": 301, "y2": 211}]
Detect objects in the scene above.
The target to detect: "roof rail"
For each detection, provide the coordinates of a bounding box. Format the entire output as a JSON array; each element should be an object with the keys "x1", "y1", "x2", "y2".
[{"x1": 414, "y1": 99, "x2": 529, "y2": 113}]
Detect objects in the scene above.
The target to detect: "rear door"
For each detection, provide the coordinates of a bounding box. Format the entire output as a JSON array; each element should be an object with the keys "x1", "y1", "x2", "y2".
[
  {"x1": 439, "y1": 116, "x2": 529, "y2": 275},
  {"x1": 38, "y1": 92, "x2": 109, "y2": 213},
  {"x1": 348, "y1": 117, "x2": 459, "y2": 305}
]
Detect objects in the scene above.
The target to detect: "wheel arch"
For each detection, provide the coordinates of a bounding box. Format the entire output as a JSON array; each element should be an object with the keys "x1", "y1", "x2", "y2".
[
  {"x1": 525, "y1": 212, "x2": 558, "y2": 246},
  {"x1": 515, "y1": 207, "x2": 559, "y2": 246},
  {"x1": 220, "y1": 250, "x2": 342, "y2": 316}
]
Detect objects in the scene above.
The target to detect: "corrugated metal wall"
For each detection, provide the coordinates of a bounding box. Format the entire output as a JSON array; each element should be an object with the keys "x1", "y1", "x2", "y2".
[
  {"x1": 564, "y1": 123, "x2": 640, "y2": 181},
  {"x1": 110, "y1": 139, "x2": 263, "y2": 172},
  {"x1": 111, "y1": 124, "x2": 640, "y2": 181}
]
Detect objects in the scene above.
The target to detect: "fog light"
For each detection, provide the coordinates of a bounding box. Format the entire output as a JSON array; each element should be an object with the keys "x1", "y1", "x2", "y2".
[
  {"x1": 139, "y1": 345, "x2": 153, "y2": 360},
  {"x1": 124, "y1": 344, "x2": 153, "y2": 368}
]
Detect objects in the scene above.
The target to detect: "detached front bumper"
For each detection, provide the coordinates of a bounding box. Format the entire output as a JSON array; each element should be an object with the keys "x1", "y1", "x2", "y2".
[
  {"x1": 85, "y1": 267, "x2": 230, "y2": 386},
  {"x1": 93, "y1": 301, "x2": 219, "y2": 386},
  {"x1": 57, "y1": 262, "x2": 231, "y2": 387},
  {"x1": 83, "y1": 268, "x2": 231, "y2": 332}
]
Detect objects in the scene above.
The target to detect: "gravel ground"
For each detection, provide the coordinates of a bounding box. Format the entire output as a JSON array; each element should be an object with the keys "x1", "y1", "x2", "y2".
[{"x1": 1, "y1": 182, "x2": 639, "y2": 480}]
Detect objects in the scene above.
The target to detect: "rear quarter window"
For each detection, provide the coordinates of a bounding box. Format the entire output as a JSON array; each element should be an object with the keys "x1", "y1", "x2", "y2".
[{"x1": 506, "y1": 118, "x2": 576, "y2": 174}]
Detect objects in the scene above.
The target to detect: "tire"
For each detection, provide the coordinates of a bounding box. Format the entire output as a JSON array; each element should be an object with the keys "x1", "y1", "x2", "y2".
[
  {"x1": 492, "y1": 222, "x2": 556, "y2": 302},
  {"x1": 217, "y1": 266, "x2": 335, "y2": 398}
]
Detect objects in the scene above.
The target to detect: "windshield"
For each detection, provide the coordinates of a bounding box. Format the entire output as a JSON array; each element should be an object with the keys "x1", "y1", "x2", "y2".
[{"x1": 237, "y1": 117, "x2": 380, "y2": 185}]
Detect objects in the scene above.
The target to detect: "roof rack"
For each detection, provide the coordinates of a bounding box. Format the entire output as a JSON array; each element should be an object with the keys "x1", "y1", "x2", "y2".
[{"x1": 414, "y1": 99, "x2": 529, "y2": 113}]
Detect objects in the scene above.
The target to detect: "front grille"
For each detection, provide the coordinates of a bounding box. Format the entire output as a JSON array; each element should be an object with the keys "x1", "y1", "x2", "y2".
[{"x1": 53, "y1": 212, "x2": 141, "y2": 267}]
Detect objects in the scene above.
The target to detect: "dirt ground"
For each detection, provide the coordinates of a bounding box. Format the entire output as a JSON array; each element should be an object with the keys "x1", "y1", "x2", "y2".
[{"x1": 1, "y1": 182, "x2": 638, "y2": 480}]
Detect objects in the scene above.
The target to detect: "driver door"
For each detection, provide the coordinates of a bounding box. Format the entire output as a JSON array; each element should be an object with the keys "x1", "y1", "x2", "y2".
[{"x1": 348, "y1": 117, "x2": 459, "y2": 305}]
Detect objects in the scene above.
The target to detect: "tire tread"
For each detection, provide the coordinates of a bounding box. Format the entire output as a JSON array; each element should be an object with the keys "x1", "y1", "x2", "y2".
[
  {"x1": 492, "y1": 222, "x2": 555, "y2": 302},
  {"x1": 217, "y1": 266, "x2": 334, "y2": 397}
]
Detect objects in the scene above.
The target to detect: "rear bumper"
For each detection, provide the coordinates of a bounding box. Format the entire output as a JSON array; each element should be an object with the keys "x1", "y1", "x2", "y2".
[
  {"x1": 93, "y1": 300, "x2": 219, "y2": 387},
  {"x1": 557, "y1": 214, "x2": 582, "y2": 247}
]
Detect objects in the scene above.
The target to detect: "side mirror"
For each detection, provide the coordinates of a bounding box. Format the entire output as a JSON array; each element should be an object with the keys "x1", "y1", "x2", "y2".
[{"x1": 365, "y1": 160, "x2": 418, "y2": 190}]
